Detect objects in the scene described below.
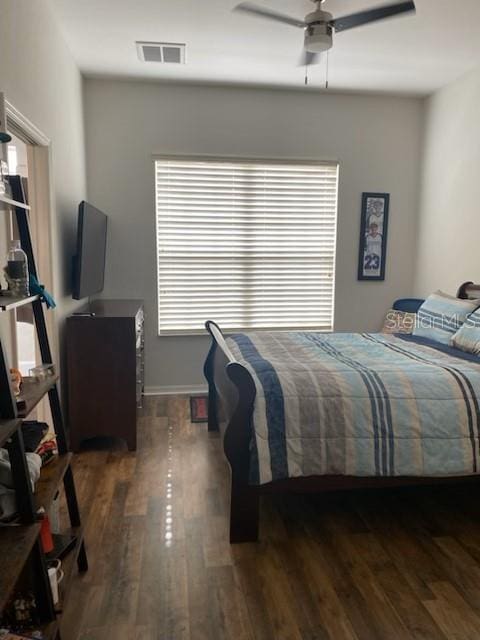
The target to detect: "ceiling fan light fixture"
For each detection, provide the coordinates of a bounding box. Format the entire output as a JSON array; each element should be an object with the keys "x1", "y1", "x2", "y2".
[
  {"x1": 305, "y1": 31, "x2": 332, "y2": 52},
  {"x1": 305, "y1": 20, "x2": 333, "y2": 53}
]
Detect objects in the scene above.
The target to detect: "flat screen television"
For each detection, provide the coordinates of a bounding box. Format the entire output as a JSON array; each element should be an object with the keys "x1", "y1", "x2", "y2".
[{"x1": 72, "y1": 201, "x2": 108, "y2": 300}]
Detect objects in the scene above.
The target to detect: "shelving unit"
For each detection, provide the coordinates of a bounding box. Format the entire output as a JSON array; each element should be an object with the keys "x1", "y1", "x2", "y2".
[{"x1": 0, "y1": 175, "x2": 88, "y2": 639}]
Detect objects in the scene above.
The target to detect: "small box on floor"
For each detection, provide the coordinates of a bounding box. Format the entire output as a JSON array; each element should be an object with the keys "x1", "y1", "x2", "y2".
[{"x1": 190, "y1": 395, "x2": 208, "y2": 423}]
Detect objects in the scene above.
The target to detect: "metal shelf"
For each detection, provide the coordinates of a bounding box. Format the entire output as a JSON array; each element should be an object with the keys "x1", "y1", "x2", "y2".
[
  {"x1": 0, "y1": 418, "x2": 21, "y2": 448},
  {"x1": 0, "y1": 523, "x2": 42, "y2": 611},
  {"x1": 35, "y1": 453, "x2": 73, "y2": 511},
  {"x1": 16, "y1": 374, "x2": 59, "y2": 418},
  {"x1": 0, "y1": 193, "x2": 31, "y2": 210},
  {"x1": 0, "y1": 294, "x2": 40, "y2": 311}
]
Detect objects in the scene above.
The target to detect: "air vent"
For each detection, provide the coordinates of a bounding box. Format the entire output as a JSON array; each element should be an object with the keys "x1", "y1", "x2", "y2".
[{"x1": 136, "y1": 42, "x2": 186, "y2": 64}]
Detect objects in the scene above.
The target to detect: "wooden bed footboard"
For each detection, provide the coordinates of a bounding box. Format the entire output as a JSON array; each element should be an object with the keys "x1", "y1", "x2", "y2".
[{"x1": 204, "y1": 321, "x2": 260, "y2": 542}]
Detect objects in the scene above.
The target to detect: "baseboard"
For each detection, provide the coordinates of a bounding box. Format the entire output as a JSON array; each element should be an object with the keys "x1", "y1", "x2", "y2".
[{"x1": 144, "y1": 384, "x2": 208, "y2": 397}]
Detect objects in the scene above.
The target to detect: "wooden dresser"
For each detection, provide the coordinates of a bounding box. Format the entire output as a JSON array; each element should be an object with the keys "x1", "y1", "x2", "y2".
[{"x1": 66, "y1": 299, "x2": 144, "y2": 451}]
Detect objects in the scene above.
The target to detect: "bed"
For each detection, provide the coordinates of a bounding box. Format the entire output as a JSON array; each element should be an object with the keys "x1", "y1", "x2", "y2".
[{"x1": 203, "y1": 281, "x2": 480, "y2": 542}]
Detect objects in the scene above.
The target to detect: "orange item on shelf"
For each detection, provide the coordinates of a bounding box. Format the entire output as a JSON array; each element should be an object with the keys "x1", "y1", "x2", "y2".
[
  {"x1": 40, "y1": 514, "x2": 54, "y2": 554},
  {"x1": 9, "y1": 367, "x2": 22, "y2": 396}
]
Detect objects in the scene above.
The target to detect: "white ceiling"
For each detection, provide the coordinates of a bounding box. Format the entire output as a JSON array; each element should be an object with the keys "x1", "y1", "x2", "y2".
[{"x1": 50, "y1": 0, "x2": 480, "y2": 95}]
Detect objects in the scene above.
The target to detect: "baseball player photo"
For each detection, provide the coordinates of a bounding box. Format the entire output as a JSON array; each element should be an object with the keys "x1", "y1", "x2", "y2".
[{"x1": 363, "y1": 221, "x2": 383, "y2": 276}]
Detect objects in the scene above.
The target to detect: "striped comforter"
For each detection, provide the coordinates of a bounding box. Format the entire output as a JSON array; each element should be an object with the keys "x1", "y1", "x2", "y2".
[{"x1": 226, "y1": 332, "x2": 480, "y2": 485}]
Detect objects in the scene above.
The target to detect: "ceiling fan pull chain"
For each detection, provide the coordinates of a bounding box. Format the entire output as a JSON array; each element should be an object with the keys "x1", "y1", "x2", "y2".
[{"x1": 326, "y1": 50, "x2": 329, "y2": 89}]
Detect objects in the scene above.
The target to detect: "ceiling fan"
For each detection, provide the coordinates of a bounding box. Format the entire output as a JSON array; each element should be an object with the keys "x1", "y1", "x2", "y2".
[{"x1": 234, "y1": 0, "x2": 416, "y2": 68}]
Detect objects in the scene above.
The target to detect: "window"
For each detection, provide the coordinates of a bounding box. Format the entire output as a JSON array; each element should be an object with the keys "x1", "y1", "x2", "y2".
[{"x1": 155, "y1": 157, "x2": 339, "y2": 335}]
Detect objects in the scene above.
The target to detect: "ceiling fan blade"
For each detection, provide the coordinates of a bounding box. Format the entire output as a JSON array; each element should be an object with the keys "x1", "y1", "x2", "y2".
[
  {"x1": 299, "y1": 50, "x2": 321, "y2": 67},
  {"x1": 331, "y1": 0, "x2": 415, "y2": 33},
  {"x1": 234, "y1": 2, "x2": 306, "y2": 28}
]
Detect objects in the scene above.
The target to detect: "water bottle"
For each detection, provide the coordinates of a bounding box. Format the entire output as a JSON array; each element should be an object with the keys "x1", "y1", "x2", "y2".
[{"x1": 7, "y1": 239, "x2": 29, "y2": 297}]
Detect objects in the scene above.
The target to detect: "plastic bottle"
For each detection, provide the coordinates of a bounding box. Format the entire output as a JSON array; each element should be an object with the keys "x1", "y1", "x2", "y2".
[{"x1": 7, "y1": 239, "x2": 29, "y2": 297}]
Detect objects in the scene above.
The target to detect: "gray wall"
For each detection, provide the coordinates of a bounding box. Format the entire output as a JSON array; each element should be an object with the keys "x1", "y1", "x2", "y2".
[
  {"x1": 415, "y1": 66, "x2": 480, "y2": 298},
  {"x1": 84, "y1": 79, "x2": 424, "y2": 392},
  {"x1": 0, "y1": 0, "x2": 86, "y2": 371}
]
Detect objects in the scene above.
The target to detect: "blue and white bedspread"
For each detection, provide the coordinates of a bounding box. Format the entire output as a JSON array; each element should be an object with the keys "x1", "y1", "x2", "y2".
[{"x1": 226, "y1": 332, "x2": 480, "y2": 485}]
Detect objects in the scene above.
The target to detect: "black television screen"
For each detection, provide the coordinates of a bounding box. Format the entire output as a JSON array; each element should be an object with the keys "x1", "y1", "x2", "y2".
[{"x1": 72, "y1": 201, "x2": 108, "y2": 300}]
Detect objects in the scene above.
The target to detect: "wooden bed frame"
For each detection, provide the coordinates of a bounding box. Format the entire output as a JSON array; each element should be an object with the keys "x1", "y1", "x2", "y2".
[{"x1": 204, "y1": 281, "x2": 480, "y2": 543}]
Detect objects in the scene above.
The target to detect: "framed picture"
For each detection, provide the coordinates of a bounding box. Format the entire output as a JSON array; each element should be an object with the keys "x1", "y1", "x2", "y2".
[{"x1": 357, "y1": 192, "x2": 390, "y2": 281}]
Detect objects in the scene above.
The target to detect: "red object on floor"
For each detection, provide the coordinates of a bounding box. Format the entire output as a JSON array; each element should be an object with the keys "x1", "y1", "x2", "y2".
[
  {"x1": 40, "y1": 514, "x2": 54, "y2": 553},
  {"x1": 190, "y1": 395, "x2": 208, "y2": 423}
]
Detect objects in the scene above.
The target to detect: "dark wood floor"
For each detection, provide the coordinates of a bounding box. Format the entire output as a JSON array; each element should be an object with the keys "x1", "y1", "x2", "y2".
[{"x1": 61, "y1": 395, "x2": 480, "y2": 640}]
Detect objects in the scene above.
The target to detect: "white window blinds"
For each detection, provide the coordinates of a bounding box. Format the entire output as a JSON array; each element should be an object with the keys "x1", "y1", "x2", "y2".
[{"x1": 155, "y1": 158, "x2": 338, "y2": 335}]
